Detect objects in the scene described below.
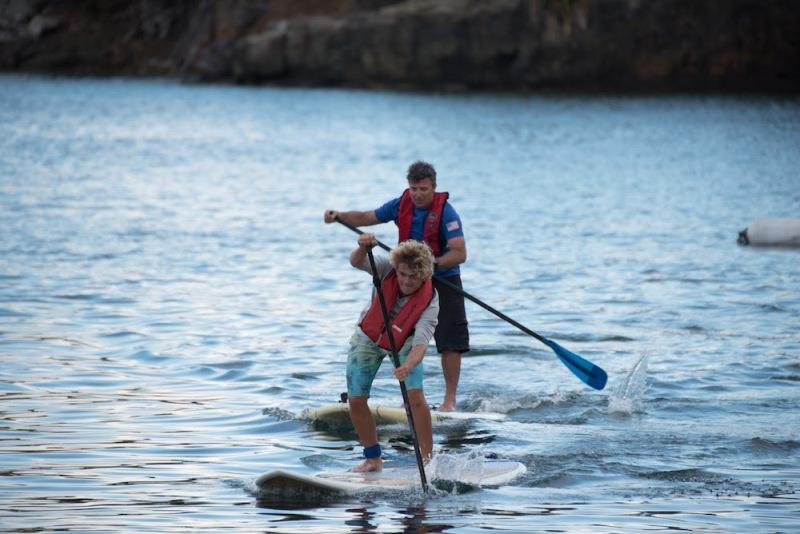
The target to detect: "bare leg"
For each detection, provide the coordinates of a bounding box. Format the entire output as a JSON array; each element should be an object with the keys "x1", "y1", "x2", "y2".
[
  {"x1": 438, "y1": 350, "x2": 461, "y2": 412},
  {"x1": 348, "y1": 396, "x2": 382, "y2": 472},
  {"x1": 407, "y1": 389, "x2": 433, "y2": 461}
]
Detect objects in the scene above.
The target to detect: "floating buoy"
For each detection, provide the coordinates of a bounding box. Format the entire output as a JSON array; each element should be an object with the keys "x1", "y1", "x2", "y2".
[{"x1": 738, "y1": 218, "x2": 800, "y2": 247}]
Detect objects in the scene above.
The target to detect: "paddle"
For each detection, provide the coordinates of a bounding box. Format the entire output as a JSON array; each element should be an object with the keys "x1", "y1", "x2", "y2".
[
  {"x1": 364, "y1": 245, "x2": 429, "y2": 493},
  {"x1": 336, "y1": 218, "x2": 608, "y2": 391}
]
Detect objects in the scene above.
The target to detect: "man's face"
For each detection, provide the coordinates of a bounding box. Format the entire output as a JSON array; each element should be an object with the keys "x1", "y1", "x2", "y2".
[
  {"x1": 408, "y1": 178, "x2": 435, "y2": 209},
  {"x1": 395, "y1": 262, "x2": 424, "y2": 295}
]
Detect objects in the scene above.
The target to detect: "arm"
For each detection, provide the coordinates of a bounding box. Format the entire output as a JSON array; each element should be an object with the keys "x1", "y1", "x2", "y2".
[
  {"x1": 397, "y1": 291, "x2": 438, "y2": 380},
  {"x1": 349, "y1": 233, "x2": 379, "y2": 270},
  {"x1": 350, "y1": 234, "x2": 393, "y2": 277},
  {"x1": 324, "y1": 209, "x2": 379, "y2": 227},
  {"x1": 435, "y1": 236, "x2": 467, "y2": 270}
]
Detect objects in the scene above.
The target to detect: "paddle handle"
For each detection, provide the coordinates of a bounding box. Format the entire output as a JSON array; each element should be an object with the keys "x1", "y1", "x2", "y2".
[{"x1": 365, "y1": 247, "x2": 429, "y2": 493}]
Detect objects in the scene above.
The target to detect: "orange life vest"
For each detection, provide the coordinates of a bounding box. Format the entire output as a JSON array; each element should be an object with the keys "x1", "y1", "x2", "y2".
[
  {"x1": 359, "y1": 270, "x2": 434, "y2": 350},
  {"x1": 397, "y1": 189, "x2": 449, "y2": 257}
]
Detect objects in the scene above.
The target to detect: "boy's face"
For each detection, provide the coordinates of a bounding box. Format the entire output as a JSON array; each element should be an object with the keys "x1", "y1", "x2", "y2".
[{"x1": 395, "y1": 262, "x2": 424, "y2": 295}]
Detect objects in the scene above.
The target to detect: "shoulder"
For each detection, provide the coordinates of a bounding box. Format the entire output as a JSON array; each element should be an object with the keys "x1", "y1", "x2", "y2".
[
  {"x1": 359, "y1": 254, "x2": 391, "y2": 276},
  {"x1": 429, "y1": 288, "x2": 440, "y2": 306},
  {"x1": 440, "y1": 202, "x2": 463, "y2": 237},
  {"x1": 423, "y1": 289, "x2": 440, "y2": 316},
  {"x1": 420, "y1": 285, "x2": 439, "y2": 312},
  {"x1": 441, "y1": 201, "x2": 460, "y2": 220},
  {"x1": 375, "y1": 255, "x2": 393, "y2": 278},
  {"x1": 375, "y1": 197, "x2": 401, "y2": 222}
]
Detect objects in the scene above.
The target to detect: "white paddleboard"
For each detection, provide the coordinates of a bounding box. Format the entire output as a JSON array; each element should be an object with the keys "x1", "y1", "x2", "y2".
[
  {"x1": 256, "y1": 459, "x2": 526, "y2": 497},
  {"x1": 739, "y1": 218, "x2": 800, "y2": 247},
  {"x1": 303, "y1": 403, "x2": 506, "y2": 427}
]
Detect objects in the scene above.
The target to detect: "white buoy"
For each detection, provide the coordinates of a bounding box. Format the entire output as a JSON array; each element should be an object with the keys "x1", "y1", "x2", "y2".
[{"x1": 738, "y1": 218, "x2": 800, "y2": 247}]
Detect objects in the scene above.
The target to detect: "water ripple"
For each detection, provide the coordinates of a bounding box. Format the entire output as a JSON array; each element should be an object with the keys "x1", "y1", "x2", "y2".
[{"x1": 1, "y1": 75, "x2": 799, "y2": 533}]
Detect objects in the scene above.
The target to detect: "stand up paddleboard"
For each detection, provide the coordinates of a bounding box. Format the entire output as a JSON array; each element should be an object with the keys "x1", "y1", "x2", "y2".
[
  {"x1": 256, "y1": 459, "x2": 526, "y2": 497},
  {"x1": 738, "y1": 218, "x2": 800, "y2": 247},
  {"x1": 303, "y1": 403, "x2": 506, "y2": 428}
]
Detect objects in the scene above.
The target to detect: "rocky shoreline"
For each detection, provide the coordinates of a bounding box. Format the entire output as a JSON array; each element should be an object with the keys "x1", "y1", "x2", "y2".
[{"x1": 1, "y1": 0, "x2": 798, "y2": 92}]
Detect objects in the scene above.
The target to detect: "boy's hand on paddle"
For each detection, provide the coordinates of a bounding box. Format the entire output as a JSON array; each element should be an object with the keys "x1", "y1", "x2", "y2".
[
  {"x1": 393, "y1": 363, "x2": 411, "y2": 382},
  {"x1": 358, "y1": 233, "x2": 378, "y2": 249}
]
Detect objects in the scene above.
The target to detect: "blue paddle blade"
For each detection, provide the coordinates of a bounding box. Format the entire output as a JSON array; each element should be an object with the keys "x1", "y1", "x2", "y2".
[{"x1": 543, "y1": 338, "x2": 608, "y2": 390}]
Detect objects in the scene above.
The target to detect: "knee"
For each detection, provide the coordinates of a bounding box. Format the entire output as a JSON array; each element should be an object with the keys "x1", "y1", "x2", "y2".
[
  {"x1": 349, "y1": 396, "x2": 369, "y2": 411},
  {"x1": 407, "y1": 390, "x2": 427, "y2": 410}
]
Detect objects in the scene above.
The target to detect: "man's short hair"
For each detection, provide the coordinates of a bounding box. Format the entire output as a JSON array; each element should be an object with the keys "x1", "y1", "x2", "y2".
[{"x1": 406, "y1": 161, "x2": 436, "y2": 187}]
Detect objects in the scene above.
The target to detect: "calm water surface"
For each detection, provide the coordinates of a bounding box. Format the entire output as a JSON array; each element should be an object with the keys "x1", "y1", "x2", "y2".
[{"x1": 1, "y1": 75, "x2": 799, "y2": 532}]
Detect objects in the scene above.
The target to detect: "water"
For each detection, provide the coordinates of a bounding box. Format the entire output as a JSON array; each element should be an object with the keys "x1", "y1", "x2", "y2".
[{"x1": 1, "y1": 74, "x2": 799, "y2": 532}]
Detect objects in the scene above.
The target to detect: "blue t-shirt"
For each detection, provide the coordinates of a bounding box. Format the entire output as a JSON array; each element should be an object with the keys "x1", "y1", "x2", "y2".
[{"x1": 374, "y1": 196, "x2": 464, "y2": 277}]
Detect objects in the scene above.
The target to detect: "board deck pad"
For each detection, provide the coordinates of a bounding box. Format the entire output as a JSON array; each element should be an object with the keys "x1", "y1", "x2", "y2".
[
  {"x1": 303, "y1": 403, "x2": 507, "y2": 428},
  {"x1": 256, "y1": 460, "x2": 526, "y2": 498}
]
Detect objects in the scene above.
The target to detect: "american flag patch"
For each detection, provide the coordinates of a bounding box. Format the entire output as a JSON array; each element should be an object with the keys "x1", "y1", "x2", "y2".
[{"x1": 446, "y1": 220, "x2": 460, "y2": 231}]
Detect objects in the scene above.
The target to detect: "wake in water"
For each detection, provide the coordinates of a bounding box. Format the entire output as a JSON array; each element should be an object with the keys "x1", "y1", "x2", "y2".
[
  {"x1": 466, "y1": 389, "x2": 578, "y2": 414},
  {"x1": 608, "y1": 353, "x2": 649, "y2": 415}
]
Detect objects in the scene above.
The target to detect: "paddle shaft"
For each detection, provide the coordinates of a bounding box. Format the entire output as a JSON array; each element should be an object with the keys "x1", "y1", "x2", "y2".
[
  {"x1": 340, "y1": 218, "x2": 547, "y2": 340},
  {"x1": 365, "y1": 247, "x2": 429, "y2": 493},
  {"x1": 336, "y1": 217, "x2": 607, "y2": 389}
]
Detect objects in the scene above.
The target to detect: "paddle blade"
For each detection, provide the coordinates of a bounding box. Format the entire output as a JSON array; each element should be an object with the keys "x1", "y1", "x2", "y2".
[{"x1": 543, "y1": 338, "x2": 608, "y2": 390}]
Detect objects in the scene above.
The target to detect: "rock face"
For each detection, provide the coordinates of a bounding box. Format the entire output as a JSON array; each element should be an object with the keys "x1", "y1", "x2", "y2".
[{"x1": 1, "y1": 0, "x2": 798, "y2": 92}]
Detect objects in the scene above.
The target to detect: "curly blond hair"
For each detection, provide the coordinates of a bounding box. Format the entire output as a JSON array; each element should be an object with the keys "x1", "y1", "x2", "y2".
[{"x1": 389, "y1": 240, "x2": 435, "y2": 280}]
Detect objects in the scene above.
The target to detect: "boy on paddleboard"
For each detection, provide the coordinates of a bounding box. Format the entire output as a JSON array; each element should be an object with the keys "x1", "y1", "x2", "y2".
[
  {"x1": 325, "y1": 161, "x2": 469, "y2": 412},
  {"x1": 347, "y1": 234, "x2": 438, "y2": 472}
]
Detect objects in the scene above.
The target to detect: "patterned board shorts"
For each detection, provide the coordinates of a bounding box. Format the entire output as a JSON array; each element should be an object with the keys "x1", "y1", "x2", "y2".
[{"x1": 346, "y1": 333, "x2": 424, "y2": 397}]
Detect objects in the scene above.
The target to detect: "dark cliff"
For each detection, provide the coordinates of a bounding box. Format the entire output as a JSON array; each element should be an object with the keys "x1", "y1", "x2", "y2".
[{"x1": 1, "y1": 0, "x2": 798, "y2": 92}]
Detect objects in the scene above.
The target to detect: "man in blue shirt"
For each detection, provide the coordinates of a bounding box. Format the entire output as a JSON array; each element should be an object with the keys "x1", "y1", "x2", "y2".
[{"x1": 325, "y1": 161, "x2": 469, "y2": 411}]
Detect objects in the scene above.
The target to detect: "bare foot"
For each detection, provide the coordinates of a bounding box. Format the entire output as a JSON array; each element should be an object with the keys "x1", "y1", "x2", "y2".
[
  {"x1": 351, "y1": 458, "x2": 383, "y2": 472},
  {"x1": 437, "y1": 401, "x2": 456, "y2": 412}
]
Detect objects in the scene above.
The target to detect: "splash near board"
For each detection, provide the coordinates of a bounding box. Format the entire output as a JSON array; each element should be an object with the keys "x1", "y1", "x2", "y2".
[
  {"x1": 303, "y1": 403, "x2": 506, "y2": 428},
  {"x1": 256, "y1": 459, "x2": 526, "y2": 498}
]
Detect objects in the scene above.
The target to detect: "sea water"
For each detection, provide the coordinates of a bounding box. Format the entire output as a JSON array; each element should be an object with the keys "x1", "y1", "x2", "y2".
[{"x1": 1, "y1": 75, "x2": 798, "y2": 532}]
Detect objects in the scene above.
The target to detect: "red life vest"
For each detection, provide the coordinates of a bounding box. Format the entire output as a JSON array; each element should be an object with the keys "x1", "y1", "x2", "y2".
[
  {"x1": 397, "y1": 189, "x2": 449, "y2": 257},
  {"x1": 360, "y1": 270, "x2": 434, "y2": 350}
]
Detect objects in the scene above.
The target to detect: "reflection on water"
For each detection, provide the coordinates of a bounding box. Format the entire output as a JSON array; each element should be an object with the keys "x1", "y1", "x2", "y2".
[{"x1": 1, "y1": 75, "x2": 799, "y2": 532}]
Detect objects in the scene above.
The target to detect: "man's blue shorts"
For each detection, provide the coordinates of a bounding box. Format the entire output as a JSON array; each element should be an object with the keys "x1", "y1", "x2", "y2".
[{"x1": 346, "y1": 333, "x2": 424, "y2": 397}]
